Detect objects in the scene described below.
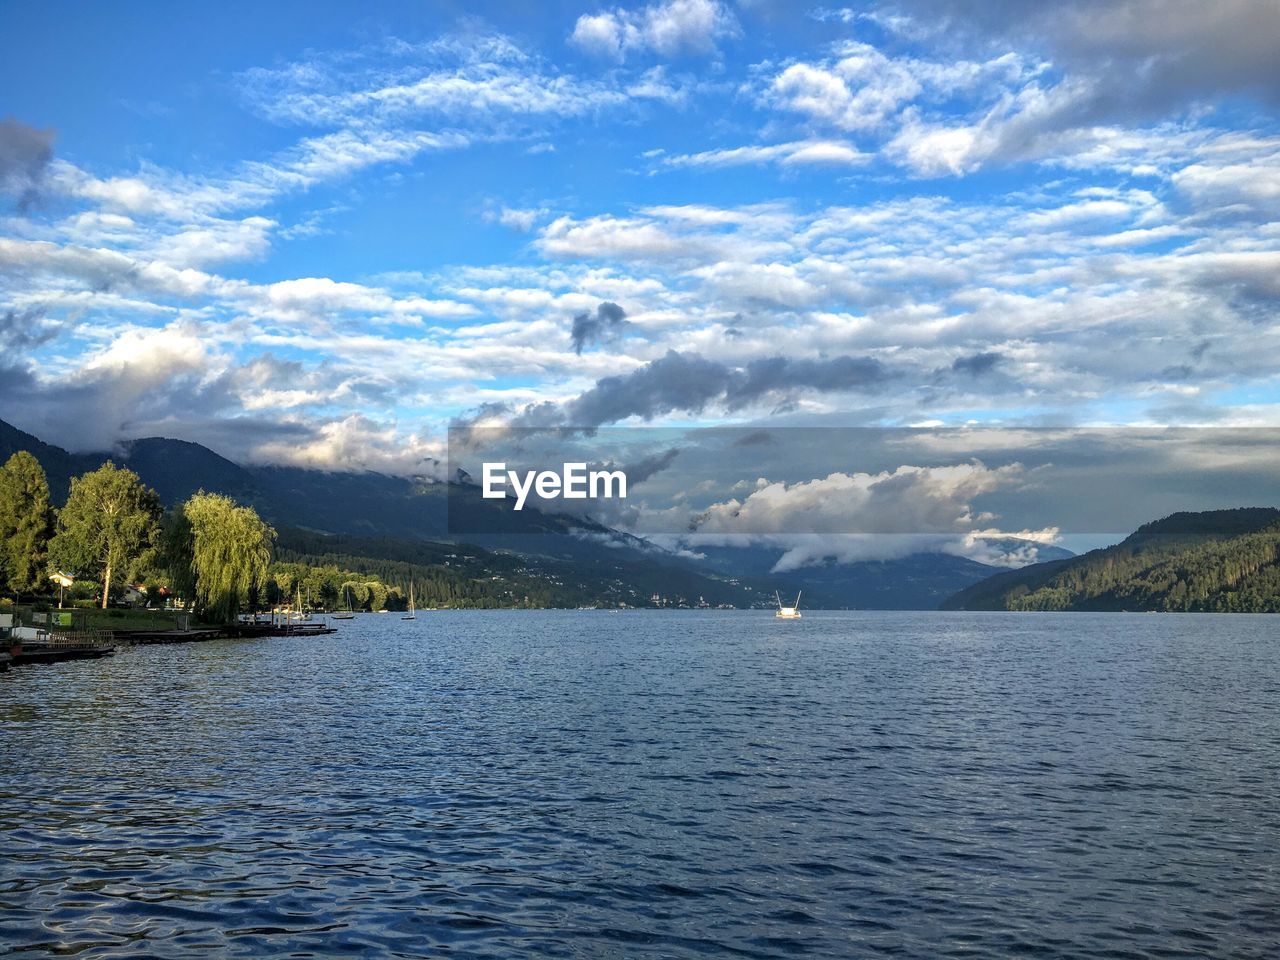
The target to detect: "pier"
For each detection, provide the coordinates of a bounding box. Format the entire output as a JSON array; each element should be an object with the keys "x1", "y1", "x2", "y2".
[{"x1": 1, "y1": 607, "x2": 341, "y2": 672}]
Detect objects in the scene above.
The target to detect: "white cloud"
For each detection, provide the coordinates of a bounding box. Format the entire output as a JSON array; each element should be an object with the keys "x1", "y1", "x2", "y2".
[
  {"x1": 153, "y1": 216, "x2": 277, "y2": 268},
  {"x1": 882, "y1": 77, "x2": 1119, "y2": 177},
  {"x1": 241, "y1": 32, "x2": 631, "y2": 127},
  {"x1": 693, "y1": 463, "x2": 1023, "y2": 536},
  {"x1": 661, "y1": 139, "x2": 868, "y2": 169},
  {"x1": 536, "y1": 214, "x2": 725, "y2": 262},
  {"x1": 571, "y1": 14, "x2": 630, "y2": 62},
  {"x1": 768, "y1": 58, "x2": 913, "y2": 133},
  {"x1": 6, "y1": 12, "x2": 1280, "y2": 472},
  {"x1": 248, "y1": 414, "x2": 447, "y2": 475},
  {"x1": 746, "y1": 24, "x2": 1273, "y2": 180},
  {"x1": 763, "y1": 42, "x2": 1032, "y2": 138},
  {"x1": 570, "y1": 0, "x2": 738, "y2": 61},
  {"x1": 659, "y1": 460, "x2": 1061, "y2": 570},
  {"x1": 240, "y1": 277, "x2": 480, "y2": 326},
  {"x1": 484, "y1": 206, "x2": 551, "y2": 231},
  {"x1": 1172, "y1": 150, "x2": 1280, "y2": 220},
  {"x1": 1021, "y1": 196, "x2": 1148, "y2": 231}
]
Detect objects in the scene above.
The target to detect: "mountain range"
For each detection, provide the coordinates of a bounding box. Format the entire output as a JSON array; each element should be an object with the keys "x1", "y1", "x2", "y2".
[{"x1": 1, "y1": 417, "x2": 1067, "y2": 609}]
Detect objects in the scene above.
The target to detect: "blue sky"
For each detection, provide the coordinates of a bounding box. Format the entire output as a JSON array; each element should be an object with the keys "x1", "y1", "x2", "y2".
[{"x1": 1, "y1": 0, "x2": 1278, "y2": 513}]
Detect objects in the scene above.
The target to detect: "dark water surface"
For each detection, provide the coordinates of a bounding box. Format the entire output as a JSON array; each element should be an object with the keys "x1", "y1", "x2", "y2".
[{"x1": 3, "y1": 611, "x2": 1280, "y2": 958}]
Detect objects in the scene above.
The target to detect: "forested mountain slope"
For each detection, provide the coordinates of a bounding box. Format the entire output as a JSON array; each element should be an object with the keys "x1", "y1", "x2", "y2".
[{"x1": 943, "y1": 509, "x2": 1280, "y2": 612}]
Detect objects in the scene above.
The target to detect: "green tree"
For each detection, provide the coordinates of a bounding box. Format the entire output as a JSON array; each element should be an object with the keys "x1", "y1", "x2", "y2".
[
  {"x1": 342, "y1": 580, "x2": 370, "y2": 610},
  {"x1": 269, "y1": 566, "x2": 298, "y2": 607},
  {"x1": 171, "y1": 492, "x2": 275, "y2": 623},
  {"x1": 302, "y1": 565, "x2": 340, "y2": 609},
  {"x1": 0, "y1": 452, "x2": 54, "y2": 596},
  {"x1": 49, "y1": 462, "x2": 161, "y2": 608},
  {"x1": 158, "y1": 507, "x2": 197, "y2": 606}
]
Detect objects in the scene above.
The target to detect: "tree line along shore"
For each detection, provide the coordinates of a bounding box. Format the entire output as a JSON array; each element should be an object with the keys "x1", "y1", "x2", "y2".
[{"x1": 0, "y1": 451, "x2": 410, "y2": 625}]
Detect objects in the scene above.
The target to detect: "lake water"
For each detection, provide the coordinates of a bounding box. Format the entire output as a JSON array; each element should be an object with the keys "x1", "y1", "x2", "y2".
[{"x1": 3, "y1": 611, "x2": 1280, "y2": 958}]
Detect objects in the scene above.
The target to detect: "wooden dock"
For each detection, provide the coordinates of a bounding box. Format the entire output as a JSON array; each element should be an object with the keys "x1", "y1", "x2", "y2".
[
  {"x1": 111, "y1": 628, "x2": 227, "y2": 645},
  {"x1": 232, "y1": 620, "x2": 337, "y2": 638},
  {"x1": 2, "y1": 615, "x2": 340, "y2": 672},
  {"x1": 7, "y1": 642, "x2": 116, "y2": 666}
]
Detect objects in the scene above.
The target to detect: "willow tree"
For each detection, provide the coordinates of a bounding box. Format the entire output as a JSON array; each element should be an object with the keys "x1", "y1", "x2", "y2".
[
  {"x1": 0, "y1": 451, "x2": 54, "y2": 596},
  {"x1": 49, "y1": 462, "x2": 161, "y2": 608},
  {"x1": 172, "y1": 492, "x2": 275, "y2": 623},
  {"x1": 158, "y1": 507, "x2": 197, "y2": 603}
]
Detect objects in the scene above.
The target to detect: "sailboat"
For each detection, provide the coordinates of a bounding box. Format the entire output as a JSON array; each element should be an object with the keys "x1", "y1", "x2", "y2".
[
  {"x1": 292, "y1": 584, "x2": 310, "y2": 620},
  {"x1": 775, "y1": 590, "x2": 802, "y2": 619},
  {"x1": 402, "y1": 579, "x2": 416, "y2": 620},
  {"x1": 333, "y1": 585, "x2": 355, "y2": 620}
]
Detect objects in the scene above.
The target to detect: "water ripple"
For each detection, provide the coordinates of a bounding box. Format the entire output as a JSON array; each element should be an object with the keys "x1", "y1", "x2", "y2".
[{"x1": 3, "y1": 611, "x2": 1280, "y2": 957}]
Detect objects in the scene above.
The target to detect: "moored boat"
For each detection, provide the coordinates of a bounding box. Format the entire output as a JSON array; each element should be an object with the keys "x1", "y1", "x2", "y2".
[{"x1": 775, "y1": 591, "x2": 803, "y2": 619}]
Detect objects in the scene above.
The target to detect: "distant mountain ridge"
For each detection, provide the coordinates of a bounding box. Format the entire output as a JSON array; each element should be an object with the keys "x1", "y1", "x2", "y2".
[
  {"x1": 943, "y1": 508, "x2": 1280, "y2": 612},
  {"x1": 0, "y1": 417, "x2": 574, "y2": 540},
  {"x1": 0, "y1": 419, "x2": 101, "y2": 503},
  {"x1": 0, "y1": 418, "x2": 1063, "y2": 609},
  {"x1": 0, "y1": 418, "x2": 781, "y2": 607},
  {"x1": 684, "y1": 539, "x2": 1073, "y2": 610}
]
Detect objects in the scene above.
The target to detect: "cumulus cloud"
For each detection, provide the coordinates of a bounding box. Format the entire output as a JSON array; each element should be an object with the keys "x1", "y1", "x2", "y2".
[
  {"x1": 763, "y1": 41, "x2": 1029, "y2": 134},
  {"x1": 0, "y1": 318, "x2": 447, "y2": 473},
  {"x1": 767, "y1": 50, "x2": 917, "y2": 132},
  {"x1": 660, "y1": 460, "x2": 1061, "y2": 569},
  {"x1": 570, "y1": 0, "x2": 738, "y2": 61},
  {"x1": 691, "y1": 462, "x2": 1020, "y2": 536},
  {"x1": 0, "y1": 323, "x2": 225, "y2": 451},
  {"x1": 248, "y1": 413, "x2": 446, "y2": 475}
]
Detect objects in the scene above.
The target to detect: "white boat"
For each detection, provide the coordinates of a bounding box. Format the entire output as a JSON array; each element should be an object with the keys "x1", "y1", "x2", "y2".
[
  {"x1": 291, "y1": 584, "x2": 314, "y2": 621},
  {"x1": 775, "y1": 591, "x2": 802, "y2": 619},
  {"x1": 402, "y1": 579, "x2": 416, "y2": 620}
]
